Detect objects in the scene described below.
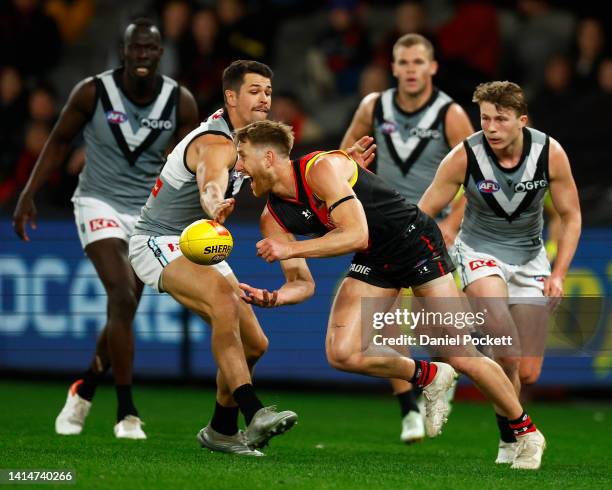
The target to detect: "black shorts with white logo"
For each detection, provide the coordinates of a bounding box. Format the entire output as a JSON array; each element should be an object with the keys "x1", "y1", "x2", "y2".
[{"x1": 346, "y1": 210, "x2": 456, "y2": 289}]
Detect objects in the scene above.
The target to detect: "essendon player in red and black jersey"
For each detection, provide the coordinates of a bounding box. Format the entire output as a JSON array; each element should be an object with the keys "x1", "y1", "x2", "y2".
[
  {"x1": 266, "y1": 149, "x2": 452, "y2": 289},
  {"x1": 234, "y1": 120, "x2": 546, "y2": 469}
]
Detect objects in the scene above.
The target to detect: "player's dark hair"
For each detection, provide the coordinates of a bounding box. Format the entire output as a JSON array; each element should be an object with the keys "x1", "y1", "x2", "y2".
[
  {"x1": 222, "y1": 60, "x2": 273, "y2": 101},
  {"x1": 235, "y1": 120, "x2": 294, "y2": 157},
  {"x1": 123, "y1": 17, "x2": 161, "y2": 44},
  {"x1": 472, "y1": 81, "x2": 528, "y2": 116},
  {"x1": 393, "y1": 33, "x2": 434, "y2": 61}
]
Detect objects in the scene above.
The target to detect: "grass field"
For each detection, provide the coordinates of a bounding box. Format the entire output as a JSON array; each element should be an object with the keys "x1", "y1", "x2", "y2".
[{"x1": 0, "y1": 381, "x2": 610, "y2": 489}]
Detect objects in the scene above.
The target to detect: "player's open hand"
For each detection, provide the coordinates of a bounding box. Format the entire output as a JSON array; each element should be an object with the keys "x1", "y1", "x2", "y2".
[
  {"x1": 239, "y1": 282, "x2": 281, "y2": 307},
  {"x1": 256, "y1": 237, "x2": 291, "y2": 262},
  {"x1": 543, "y1": 274, "x2": 563, "y2": 311},
  {"x1": 346, "y1": 136, "x2": 376, "y2": 168},
  {"x1": 13, "y1": 193, "x2": 37, "y2": 242},
  {"x1": 212, "y1": 198, "x2": 235, "y2": 224}
]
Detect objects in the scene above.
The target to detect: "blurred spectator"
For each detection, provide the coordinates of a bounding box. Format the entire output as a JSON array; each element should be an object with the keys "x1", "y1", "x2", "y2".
[
  {"x1": 159, "y1": 0, "x2": 192, "y2": 78},
  {"x1": 358, "y1": 64, "x2": 391, "y2": 97},
  {"x1": 572, "y1": 18, "x2": 606, "y2": 91},
  {"x1": 529, "y1": 55, "x2": 576, "y2": 145},
  {"x1": 0, "y1": 66, "x2": 28, "y2": 187},
  {"x1": 504, "y1": 0, "x2": 575, "y2": 100},
  {"x1": 28, "y1": 83, "x2": 58, "y2": 125},
  {"x1": 342, "y1": 63, "x2": 391, "y2": 133},
  {"x1": 271, "y1": 91, "x2": 323, "y2": 148},
  {"x1": 0, "y1": 121, "x2": 50, "y2": 207},
  {"x1": 45, "y1": 0, "x2": 95, "y2": 44},
  {"x1": 308, "y1": 0, "x2": 372, "y2": 97},
  {"x1": 0, "y1": 0, "x2": 63, "y2": 81},
  {"x1": 178, "y1": 7, "x2": 226, "y2": 115},
  {"x1": 373, "y1": 1, "x2": 429, "y2": 69},
  {"x1": 216, "y1": 0, "x2": 276, "y2": 63},
  {"x1": 434, "y1": 0, "x2": 500, "y2": 108}
]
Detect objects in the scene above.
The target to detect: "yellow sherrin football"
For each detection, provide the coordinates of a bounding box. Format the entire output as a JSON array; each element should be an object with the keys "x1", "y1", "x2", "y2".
[{"x1": 179, "y1": 219, "x2": 233, "y2": 265}]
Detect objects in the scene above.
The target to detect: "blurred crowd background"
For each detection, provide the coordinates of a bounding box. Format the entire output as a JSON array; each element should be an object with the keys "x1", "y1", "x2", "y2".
[{"x1": 0, "y1": 0, "x2": 610, "y2": 223}]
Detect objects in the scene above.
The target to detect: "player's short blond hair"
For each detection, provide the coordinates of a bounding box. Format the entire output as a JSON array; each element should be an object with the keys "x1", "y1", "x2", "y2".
[
  {"x1": 392, "y1": 33, "x2": 434, "y2": 61},
  {"x1": 472, "y1": 81, "x2": 528, "y2": 116},
  {"x1": 234, "y1": 120, "x2": 295, "y2": 157}
]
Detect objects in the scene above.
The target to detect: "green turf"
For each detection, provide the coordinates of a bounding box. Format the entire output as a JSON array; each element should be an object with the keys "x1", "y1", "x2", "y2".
[{"x1": 0, "y1": 381, "x2": 610, "y2": 489}]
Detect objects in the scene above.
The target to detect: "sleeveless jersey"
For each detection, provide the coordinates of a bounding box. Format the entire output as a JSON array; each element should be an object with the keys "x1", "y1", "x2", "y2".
[
  {"x1": 372, "y1": 87, "x2": 453, "y2": 213},
  {"x1": 134, "y1": 108, "x2": 245, "y2": 236},
  {"x1": 266, "y1": 151, "x2": 419, "y2": 264},
  {"x1": 74, "y1": 68, "x2": 179, "y2": 214},
  {"x1": 459, "y1": 127, "x2": 550, "y2": 265}
]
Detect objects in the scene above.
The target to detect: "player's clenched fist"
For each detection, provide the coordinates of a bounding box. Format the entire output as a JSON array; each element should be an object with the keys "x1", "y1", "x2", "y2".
[{"x1": 256, "y1": 237, "x2": 290, "y2": 262}]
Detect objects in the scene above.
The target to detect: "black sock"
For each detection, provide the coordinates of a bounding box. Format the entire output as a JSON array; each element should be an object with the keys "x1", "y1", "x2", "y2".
[
  {"x1": 76, "y1": 368, "x2": 105, "y2": 402},
  {"x1": 496, "y1": 413, "x2": 517, "y2": 443},
  {"x1": 210, "y1": 402, "x2": 240, "y2": 436},
  {"x1": 396, "y1": 390, "x2": 419, "y2": 417},
  {"x1": 233, "y1": 384, "x2": 264, "y2": 425},
  {"x1": 115, "y1": 385, "x2": 138, "y2": 422}
]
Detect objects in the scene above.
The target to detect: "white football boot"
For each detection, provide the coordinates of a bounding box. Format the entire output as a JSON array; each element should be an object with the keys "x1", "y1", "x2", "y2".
[
  {"x1": 243, "y1": 406, "x2": 298, "y2": 449},
  {"x1": 422, "y1": 362, "x2": 457, "y2": 437},
  {"x1": 417, "y1": 375, "x2": 458, "y2": 417},
  {"x1": 495, "y1": 440, "x2": 518, "y2": 464},
  {"x1": 114, "y1": 415, "x2": 147, "y2": 439},
  {"x1": 400, "y1": 411, "x2": 425, "y2": 443},
  {"x1": 55, "y1": 380, "x2": 92, "y2": 435},
  {"x1": 197, "y1": 425, "x2": 264, "y2": 456},
  {"x1": 512, "y1": 429, "x2": 546, "y2": 470}
]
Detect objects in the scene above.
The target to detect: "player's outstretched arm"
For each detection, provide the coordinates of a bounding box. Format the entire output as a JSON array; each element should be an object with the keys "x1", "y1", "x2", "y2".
[
  {"x1": 12, "y1": 78, "x2": 96, "y2": 241},
  {"x1": 340, "y1": 93, "x2": 379, "y2": 166},
  {"x1": 545, "y1": 139, "x2": 582, "y2": 297},
  {"x1": 188, "y1": 134, "x2": 236, "y2": 224},
  {"x1": 240, "y1": 208, "x2": 315, "y2": 307},
  {"x1": 418, "y1": 143, "x2": 467, "y2": 218}
]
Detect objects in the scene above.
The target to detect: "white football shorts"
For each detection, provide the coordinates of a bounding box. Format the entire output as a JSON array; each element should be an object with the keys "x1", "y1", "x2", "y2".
[
  {"x1": 72, "y1": 196, "x2": 138, "y2": 249},
  {"x1": 452, "y1": 237, "x2": 551, "y2": 304},
  {"x1": 129, "y1": 234, "x2": 233, "y2": 293}
]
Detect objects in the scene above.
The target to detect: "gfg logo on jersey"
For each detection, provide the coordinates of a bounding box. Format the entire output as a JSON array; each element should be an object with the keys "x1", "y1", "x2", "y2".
[
  {"x1": 514, "y1": 179, "x2": 548, "y2": 193},
  {"x1": 105, "y1": 110, "x2": 128, "y2": 124},
  {"x1": 408, "y1": 127, "x2": 441, "y2": 139},
  {"x1": 140, "y1": 118, "x2": 173, "y2": 130},
  {"x1": 477, "y1": 180, "x2": 500, "y2": 193}
]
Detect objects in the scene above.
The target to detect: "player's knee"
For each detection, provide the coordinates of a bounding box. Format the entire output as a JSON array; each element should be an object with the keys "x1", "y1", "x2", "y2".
[
  {"x1": 326, "y1": 342, "x2": 355, "y2": 372},
  {"x1": 210, "y1": 292, "x2": 240, "y2": 328},
  {"x1": 496, "y1": 356, "x2": 520, "y2": 376},
  {"x1": 519, "y1": 364, "x2": 541, "y2": 385},
  {"x1": 246, "y1": 334, "x2": 269, "y2": 364},
  {"x1": 107, "y1": 285, "x2": 139, "y2": 319}
]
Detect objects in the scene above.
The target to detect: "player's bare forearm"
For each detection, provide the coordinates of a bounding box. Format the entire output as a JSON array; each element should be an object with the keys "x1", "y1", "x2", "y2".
[
  {"x1": 288, "y1": 227, "x2": 368, "y2": 259},
  {"x1": 21, "y1": 138, "x2": 73, "y2": 196},
  {"x1": 277, "y1": 279, "x2": 315, "y2": 305},
  {"x1": 239, "y1": 277, "x2": 314, "y2": 307},
  {"x1": 551, "y1": 210, "x2": 581, "y2": 278}
]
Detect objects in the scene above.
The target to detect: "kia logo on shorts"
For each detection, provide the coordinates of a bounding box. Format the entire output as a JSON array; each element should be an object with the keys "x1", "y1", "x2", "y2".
[
  {"x1": 477, "y1": 180, "x2": 500, "y2": 193},
  {"x1": 105, "y1": 110, "x2": 128, "y2": 124}
]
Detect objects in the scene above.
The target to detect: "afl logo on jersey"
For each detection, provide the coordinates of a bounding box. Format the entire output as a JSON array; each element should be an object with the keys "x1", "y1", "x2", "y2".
[
  {"x1": 380, "y1": 120, "x2": 398, "y2": 134},
  {"x1": 140, "y1": 118, "x2": 173, "y2": 130},
  {"x1": 105, "y1": 110, "x2": 128, "y2": 124},
  {"x1": 477, "y1": 180, "x2": 500, "y2": 193}
]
